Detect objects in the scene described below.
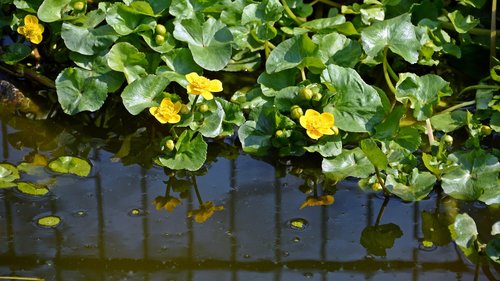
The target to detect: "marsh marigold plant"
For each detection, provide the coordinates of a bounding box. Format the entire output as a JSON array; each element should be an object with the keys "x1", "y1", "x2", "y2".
[
  {"x1": 149, "y1": 98, "x2": 182, "y2": 124},
  {"x1": 299, "y1": 109, "x2": 337, "y2": 140},
  {"x1": 188, "y1": 201, "x2": 224, "y2": 223},
  {"x1": 186, "y1": 72, "x2": 223, "y2": 100},
  {"x1": 17, "y1": 15, "x2": 44, "y2": 44}
]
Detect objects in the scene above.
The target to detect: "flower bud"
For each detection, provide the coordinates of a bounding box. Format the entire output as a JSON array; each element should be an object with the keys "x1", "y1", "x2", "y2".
[
  {"x1": 290, "y1": 105, "x2": 304, "y2": 120},
  {"x1": 165, "y1": 140, "x2": 175, "y2": 151},
  {"x1": 371, "y1": 182, "x2": 382, "y2": 191},
  {"x1": 481, "y1": 125, "x2": 492, "y2": 136},
  {"x1": 311, "y1": 93, "x2": 322, "y2": 102},
  {"x1": 332, "y1": 126, "x2": 339, "y2": 135},
  {"x1": 155, "y1": 34, "x2": 165, "y2": 45},
  {"x1": 275, "y1": 130, "x2": 283, "y2": 137},
  {"x1": 299, "y1": 88, "x2": 313, "y2": 100},
  {"x1": 442, "y1": 134, "x2": 453, "y2": 144},
  {"x1": 198, "y1": 104, "x2": 209, "y2": 113},
  {"x1": 180, "y1": 104, "x2": 190, "y2": 114},
  {"x1": 155, "y1": 24, "x2": 167, "y2": 35},
  {"x1": 73, "y1": 1, "x2": 85, "y2": 11}
]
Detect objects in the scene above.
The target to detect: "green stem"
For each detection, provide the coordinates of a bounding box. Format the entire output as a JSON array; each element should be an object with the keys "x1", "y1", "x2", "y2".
[
  {"x1": 459, "y1": 84, "x2": 500, "y2": 96},
  {"x1": 491, "y1": 0, "x2": 497, "y2": 67},
  {"x1": 281, "y1": 0, "x2": 305, "y2": 25},
  {"x1": 374, "y1": 167, "x2": 389, "y2": 197},
  {"x1": 435, "y1": 100, "x2": 476, "y2": 115},
  {"x1": 189, "y1": 95, "x2": 200, "y2": 115},
  {"x1": 300, "y1": 68, "x2": 307, "y2": 81},
  {"x1": 317, "y1": 0, "x2": 342, "y2": 8},
  {"x1": 387, "y1": 61, "x2": 399, "y2": 82},
  {"x1": 264, "y1": 41, "x2": 271, "y2": 59},
  {"x1": 383, "y1": 48, "x2": 397, "y2": 95}
]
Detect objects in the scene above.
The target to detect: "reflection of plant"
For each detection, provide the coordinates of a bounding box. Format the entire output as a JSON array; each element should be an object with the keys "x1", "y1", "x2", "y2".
[
  {"x1": 153, "y1": 178, "x2": 182, "y2": 212},
  {"x1": 298, "y1": 177, "x2": 334, "y2": 209},
  {"x1": 188, "y1": 201, "x2": 224, "y2": 224}
]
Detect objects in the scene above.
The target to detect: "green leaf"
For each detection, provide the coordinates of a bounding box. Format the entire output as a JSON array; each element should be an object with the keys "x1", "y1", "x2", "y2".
[
  {"x1": 486, "y1": 238, "x2": 500, "y2": 264},
  {"x1": 447, "y1": 10, "x2": 479, "y2": 34},
  {"x1": 0, "y1": 163, "x2": 20, "y2": 183},
  {"x1": 160, "y1": 48, "x2": 203, "y2": 75},
  {"x1": 374, "y1": 105, "x2": 405, "y2": 139},
  {"x1": 48, "y1": 156, "x2": 91, "y2": 177},
  {"x1": 158, "y1": 130, "x2": 207, "y2": 171},
  {"x1": 360, "y1": 223, "x2": 403, "y2": 257},
  {"x1": 430, "y1": 110, "x2": 467, "y2": 133},
  {"x1": 491, "y1": 112, "x2": 500, "y2": 132},
  {"x1": 140, "y1": 29, "x2": 176, "y2": 54},
  {"x1": 0, "y1": 43, "x2": 31, "y2": 64},
  {"x1": 61, "y1": 23, "x2": 119, "y2": 56},
  {"x1": 322, "y1": 147, "x2": 375, "y2": 182},
  {"x1": 16, "y1": 182, "x2": 49, "y2": 196},
  {"x1": 121, "y1": 74, "x2": 170, "y2": 115},
  {"x1": 394, "y1": 127, "x2": 421, "y2": 152},
  {"x1": 55, "y1": 67, "x2": 108, "y2": 115},
  {"x1": 300, "y1": 15, "x2": 345, "y2": 31},
  {"x1": 395, "y1": 73, "x2": 450, "y2": 121},
  {"x1": 457, "y1": 0, "x2": 486, "y2": 8},
  {"x1": 241, "y1": 0, "x2": 283, "y2": 24},
  {"x1": 36, "y1": 215, "x2": 61, "y2": 228},
  {"x1": 314, "y1": 32, "x2": 361, "y2": 68},
  {"x1": 492, "y1": 221, "x2": 500, "y2": 235},
  {"x1": 173, "y1": 17, "x2": 233, "y2": 71},
  {"x1": 321, "y1": 64, "x2": 385, "y2": 132},
  {"x1": 386, "y1": 168, "x2": 436, "y2": 201},
  {"x1": 360, "y1": 13, "x2": 420, "y2": 64},
  {"x1": 190, "y1": 100, "x2": 225, "y2": 138},
  {"x1": 449, "y1": 213, "x2": 478, "y2": 249},
  {"x1": 107, "y1": 42, "x2": 148, "y2": 83},
  {"x1": 305, "y1": 134, "x2": 342, "y2": 157},
  {"x1": 441, "y1": 149, "x2": 500, "y2": 205},
  {"x1": 106, "y1": 2, "x2": 156, "y2": 35},
  {"x1": 266, "y1": 34, "x2": 325, "y2": 74},
  {"x1": 37, "y1": 0, "x2": 72, "y2": 22},
  {"x1": 258, "y1": 69, "x2": 298, "y2": 97},
  {"x1": 360, "y1": 138, "x2": 389, "y2": 170}
]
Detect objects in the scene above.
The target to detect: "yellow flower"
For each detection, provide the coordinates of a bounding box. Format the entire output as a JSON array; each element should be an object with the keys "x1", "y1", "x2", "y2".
[
  {"x1": 17, "y1": 15, "x2": 44, "y2": 44},
  {"x1": 299, "y1": 195, "x2": 334, "y2": 209},
  {"x1": 149, "y1": 98, "x2": 182, "y2": 124},
  {"x1": 188, "y1": 201, "x2": 224, "y2": 223},
  {"x1": 153, "y1": 196, "x2": 182, "y2": 212},
  {"x1": 299, "y1": 109, "x2": 336, "y2": 140},
  {"x1": 186, "y1": 72, "x2": 223, "y2": 100}
]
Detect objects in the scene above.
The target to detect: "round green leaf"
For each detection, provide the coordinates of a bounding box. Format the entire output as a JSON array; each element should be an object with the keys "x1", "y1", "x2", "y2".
[
  {"x1": 121, "y1": 74, "x2": 170, "y2": 115},
  {"x1": 55, "y1": 67, "x2": 108, "y2": 115},
  {"x1": 36, "y1": 215, "x2": 61, "y2": 228},
  {"x1": 0, "y1": 43, "x2": 31, "y2": 64},
  {"x1": 107, "y1": 42, "x2": 148, "y2": 83},
  {"x1": 386, "y1": 168, "x2": 436, "y2": 201},
  {"x1": 449, "y1": 213, "x2": 478, "y2": 249},
  {"x1": 61, "y1": 22, "x2": 118, "y2": 55},
  {"x1": 157, "y1": 130, "x2": 207, "y2": 171},
  {"x1": 37, "y1": 0, "x2": 72, "y2": 22},
  {"x1": 16, "y1": 182, "x2": 49, "y2": 196},
  {"x1": 322, "y1": 147, "x2": 375, "y2": 182},
  {"x1": 190, "y1": 100, "x2": 225, "y2": 138},
  {"x1": 0, "y1": 163, "x2": 20, "y2": 183},
  {"x1": 105, "y1": 2, "x2": 156, "y2": 35},
  {"x1": 48, "y1": 156, "x2": 91, "y2": 177}
]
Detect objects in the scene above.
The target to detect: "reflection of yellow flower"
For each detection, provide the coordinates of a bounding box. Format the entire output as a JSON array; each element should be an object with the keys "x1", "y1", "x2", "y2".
[
  {"x1": 149, "y1": 98, "x2": 182, "y2": 124},
  {"x1": 17, "y1": 15, "x2": 44, "y2": 44},
  {"x1": 153, "y1": 196, "x2": 182, "y2": 212},
  {"x1": 299, "y1": 195, "x2": 334, "y2": 209},
  {"x1": 186, "y1": 72, "x2": 223, "y2": 100},
  {"x1": 299, "y1": 109, "x2": 336, "y2": 140},
  {"x1": 188, "y1": 201, "x2": 224, "y2": 223}
]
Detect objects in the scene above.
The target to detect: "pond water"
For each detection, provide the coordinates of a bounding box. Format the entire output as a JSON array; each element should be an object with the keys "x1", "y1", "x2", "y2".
[{"x1": 0, "y1": 103, "x2": 499, "y2": 281}]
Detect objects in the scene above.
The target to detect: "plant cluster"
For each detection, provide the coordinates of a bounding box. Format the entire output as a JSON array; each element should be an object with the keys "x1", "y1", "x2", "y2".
[{"x1": 0, "y1": 0, "x2": 498, "y2": 223}]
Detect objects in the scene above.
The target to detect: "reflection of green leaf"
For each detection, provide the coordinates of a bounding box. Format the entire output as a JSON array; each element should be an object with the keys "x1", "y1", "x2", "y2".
[
  {"x1": 322, "y1": 148, "x2": 375, "y2": 182},
  {"x1": 441, "y1": 149, "x2": 500, "y2": 205},
  {"x1": 386, "y1": 168, "x2": 436, "y2": 201},
  {"x1": 486, "y1": 238, "x2": 500, "y2": 264},
  {"x1": 449, "y1": 213, "x2": 477, "y2": 249},
  {"x1": 395, "y1": 73, "x2": 450, "y2": 121},
  {"x1": 48, "y1": 156, "x2": 92, "y2": 177},
  {"x1": 422, "y1": 211, "x2": 452, "y2": 246},
  {"x1": 321, "y1": 64, "x2": 384, "y2": 132},
  {"x1": 158, "y1": 130, "x2": 207, "y2": 171},
  {"x1": 360, "y1": 13, "x2": 420, "y2": 63},
  {"x1": 121, "y1": 74, "x2": 170, "y2": 115},
  {"x1": 360, "y1": 223, "x2": 403, "y2": 256},
  {"x1": 16, "y1": 182, "x2": 49, "y2": 196}
]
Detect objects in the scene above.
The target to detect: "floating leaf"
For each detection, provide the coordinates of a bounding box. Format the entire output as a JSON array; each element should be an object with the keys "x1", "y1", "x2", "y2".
[
  {"x1": 16, "y1": 182, "x2": 49, "y2": 196},
  {"x1": 48, "y1": 156, "x2": 91, "y2": 177},
  {"x1": 304, "y1": 134, "x2": 342, "y2": 157},
  {"x1": 385, "y1": 168, "x2": 436, "y2": 201},
  {"x1": 321, "y1": 64, "x2": 384, "y2": 133},
  {"x1": 0, "y1": 163, "x2": 20, "y2": 183},
  {"x1": 36, "y1": 215, "x2": 61, "y2": 228},
  {"x1": 449, "y1": 213, "x2": 478, "y2": 249},
  {"x1": 322, "y1": 147, "x2": 375, "y2": 182}
]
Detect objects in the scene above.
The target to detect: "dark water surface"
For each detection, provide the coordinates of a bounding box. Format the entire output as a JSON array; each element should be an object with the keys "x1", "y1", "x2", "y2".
[{"x1": 0, "y1": 112, "x2": 498, "y2": 281}]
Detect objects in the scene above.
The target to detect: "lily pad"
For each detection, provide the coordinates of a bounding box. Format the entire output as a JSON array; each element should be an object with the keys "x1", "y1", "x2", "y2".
[
  {"x1": 0, "y1": 163, "x2": 20, "y2": 183},
  {"x1": 36, "y1": 215, "x2": 62, "y2": 228},
  {"x1": 48, "y1": 156, "x2": 92, "y2": 177},
  {"x1": 16, "y1": 182, "x2": 49, "y2": 196}
]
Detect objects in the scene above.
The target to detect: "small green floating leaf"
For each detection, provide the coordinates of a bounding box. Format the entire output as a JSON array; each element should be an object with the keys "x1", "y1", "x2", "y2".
[
  {"x1": 385, "y1": 168, "x2": 436, "y2": 202},
  {"x1": 36, "y1": 215, "x2": 61, "y2": 228},
  {"x1": 449, "y1": 213, "x2": 478, "y2": 249},
  {"x1": 157, "y1": 130, "x2": 207, "y2": 171},
  {"x1": 48, "y1": 156, "x2": 92, "y2": 177},
  {"x1": 16, "y1": 182, "x2": 49, "y2": 196},
  {"x1": 0, "y1": 163, "x2": 20, "y2": 183}
]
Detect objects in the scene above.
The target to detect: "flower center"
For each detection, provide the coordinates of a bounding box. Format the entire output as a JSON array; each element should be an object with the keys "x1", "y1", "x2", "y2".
[{"x1": 191, "y1": 77, "x2": 210, "y2": 90}]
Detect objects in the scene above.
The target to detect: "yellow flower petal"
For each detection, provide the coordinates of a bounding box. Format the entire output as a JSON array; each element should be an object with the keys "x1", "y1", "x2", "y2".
[
  {"x1": 208, "y1": 79, "x2": 223, "y2": 92},
  {"x1": 17, "y1": 26, "x2": 26, "y2": 36},
  {"x1": 30, "y1": 34, "x2": 43, "y2": 44},
  {"x1": 306, "y1": 129, "x2": 322, "y2": 140},
  {"x1": 24, "y1": 15, "x2": 39, "y2": 25},
  {"x1": 201, "y1": 91, "x2": 214, "y2": 100},
  {"x1": 185, "y1": 72, "x2": 199, "y2": 83}
]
